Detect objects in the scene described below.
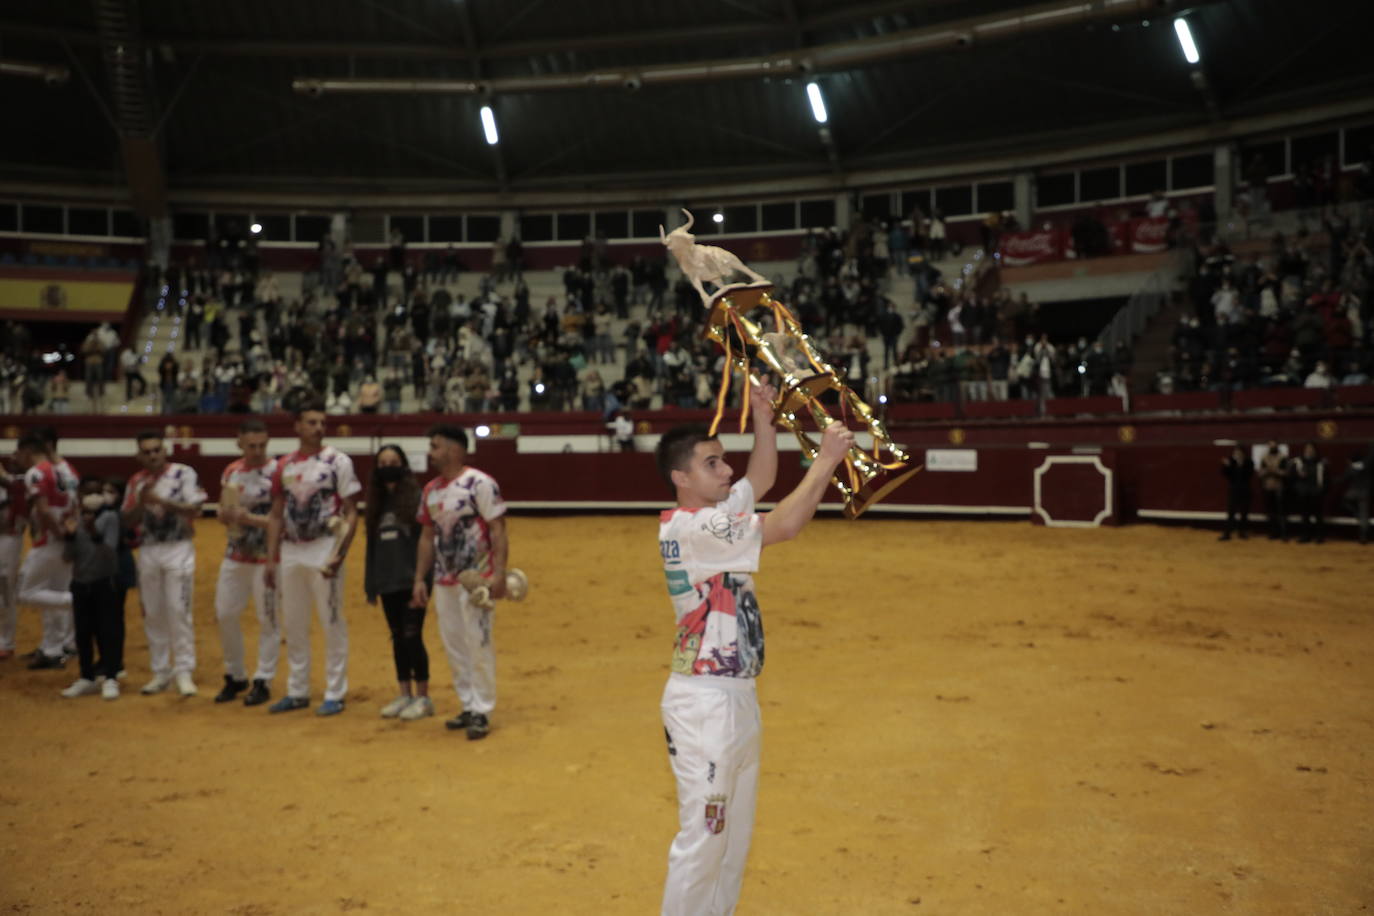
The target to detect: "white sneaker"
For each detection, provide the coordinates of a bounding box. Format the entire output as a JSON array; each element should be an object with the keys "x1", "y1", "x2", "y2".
[
  {"x1": 102, "y1": 678, "x2": 120, "y2": 700},
  {"x1": 398, "y1": 696, "x2": 435, "y2": 721},
  {"x1": 61, "y1": 678, "x2": 100, "y2": 698},
  {"x1": 380, "y1": 695, "x2": 413, "y2": 718},
  {"x1": 175, "y1": 672, "x2": 197, "y2": 697},
  {"x1": 141, "y1": 674, "x2": 172, "y2": 695}
]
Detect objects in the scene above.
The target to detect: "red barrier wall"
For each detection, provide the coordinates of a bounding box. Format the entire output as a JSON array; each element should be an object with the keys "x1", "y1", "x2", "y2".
[{"x1": 4, "y1": 407, "x2": 1370, "y2": 524}]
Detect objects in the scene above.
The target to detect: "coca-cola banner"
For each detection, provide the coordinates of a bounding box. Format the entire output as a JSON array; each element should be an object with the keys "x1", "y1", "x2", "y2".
[
  {"x1": 998, "y1": 229, "x2": 1066, "y2": 267},
  {"x1": 1124, "y1": 216, "x2": 1171, "y2": 254}
]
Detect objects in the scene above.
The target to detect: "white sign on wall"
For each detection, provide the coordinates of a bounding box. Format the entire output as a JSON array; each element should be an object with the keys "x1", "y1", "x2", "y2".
[{"x1": 926, "y1": 449, "x2": 978, "y2": 472}]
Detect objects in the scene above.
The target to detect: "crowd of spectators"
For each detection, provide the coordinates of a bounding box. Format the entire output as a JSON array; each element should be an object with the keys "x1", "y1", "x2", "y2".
[{"x1": 1156, "y1": 204, "x2": 1374, "y2": 395}]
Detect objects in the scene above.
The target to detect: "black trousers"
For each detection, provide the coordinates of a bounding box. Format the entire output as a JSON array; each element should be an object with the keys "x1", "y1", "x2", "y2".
[
  {"x1": 1296, "y1": 489, "x2": 1325, "y2": 541},
  {"x1": 1263, "y1": 489, "x2": 1287, "y2": 539},
  {"x1": 72, "y1": 578, "x2": 123, "y2": 680},
  {"x1": 381, "y1": 590, "x2": 429, "y2": 683},
  {"x1": 1222, "y1": 488, "x2": 1250, "y2": 536}
]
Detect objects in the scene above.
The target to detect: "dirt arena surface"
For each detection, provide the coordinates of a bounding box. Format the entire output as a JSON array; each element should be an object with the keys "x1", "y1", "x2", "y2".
[{"x1": 2, "y1": 517, "x2": 1371, "y2": 915}]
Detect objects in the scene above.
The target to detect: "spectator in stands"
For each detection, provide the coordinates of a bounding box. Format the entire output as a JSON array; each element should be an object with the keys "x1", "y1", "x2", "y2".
[
  {"x1": 1258, "y1": 441, "x2": 1289, "y2": 540},
  {"x1": 118, "y1": 344, "x2": 142, "y2": 401},
  {"x1": 1304, "y1": 360, "x2": 1335, "y2": 389},
  {"x1": 1083, "y1": 340, "x2": 1112, "y2": 396},
  {"x1": 1340, "y1": 447, "x2": 1372, "y2": 545},
  {"x1": 48, "y1": 369, "x2": 70, "y2": 414},
  {"x1": 358, "y1": 376, "x2": 382, "y2": 414},
  {"x1": 927, "y1": 210, "x2": 947, "y2": 260},
  {"x1": 1218, "y1": 445, "x2": 1255, "y2": 541},
  {"x1": 81, "y1": 327, "x2": 106, "y2": 410},
  {"x1": 1290, "y1": 442, "x2": 1329, "y2": 544},
  {"x1": 1341, "y1": 361, "x2": 1370, "y2": 386}
]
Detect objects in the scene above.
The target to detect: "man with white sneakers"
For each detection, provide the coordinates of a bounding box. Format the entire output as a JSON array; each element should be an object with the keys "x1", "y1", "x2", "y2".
[
  {"x1": 15, "y1": 432, "x2": 78, "y2": 669},
  {"x1": 121, "y1": 429, "x2": 206, "y2": 697},
  {"x1": 411, "y1": 424, "x2": 510, "y2": 740},
  {"x1": 213, "y1": 418, "x2": 280, "y2": 706},
  {"x1": 265, "y1": 395, "x2": 360, "y2": 717}
]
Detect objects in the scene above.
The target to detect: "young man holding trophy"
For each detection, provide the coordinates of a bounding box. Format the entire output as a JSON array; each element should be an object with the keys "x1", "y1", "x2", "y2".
[
  {"x1": 265, "y1": 396, "x2": 360, "y2": 716},
  {"x1": 654, "y1": 383, "x2": 854, "y2": 916},
  {"x1": 212, "y1": 418, "x2": 280, "y2": 706}
]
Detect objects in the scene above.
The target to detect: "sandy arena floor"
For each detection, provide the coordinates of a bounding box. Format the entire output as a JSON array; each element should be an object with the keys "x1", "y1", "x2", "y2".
[{"x1": 1, "y1": 518, "x2": 1372, "y2": 915}]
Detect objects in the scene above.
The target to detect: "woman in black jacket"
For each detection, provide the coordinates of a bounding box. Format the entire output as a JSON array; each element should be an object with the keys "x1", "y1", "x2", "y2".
[{"x1": 364, "y1": 445, "x2": 432, "y2": 720}]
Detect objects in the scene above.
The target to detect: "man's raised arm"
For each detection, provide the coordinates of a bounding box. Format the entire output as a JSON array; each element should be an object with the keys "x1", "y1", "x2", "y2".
[
  {"x1": 762, "y1": 421, "x2": 854, "y2": 546},
  {"x1": 744, "y1": 382, "x2": 779, "y2": 500}
]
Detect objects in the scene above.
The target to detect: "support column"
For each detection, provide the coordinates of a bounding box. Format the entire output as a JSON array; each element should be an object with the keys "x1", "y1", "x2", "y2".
[
  {"x1": 834, "y1": 192, "x2": 851, "y2": 231},
  {"x1": 500, "y1": 210, "x2": 517, "y2": 242},
  {"x1": 1013, "y1": 171, "x2": 1033, "y2": 229},
  {"x1": 1213, "y1": 144, "x2": 1234, "y2": 221}
]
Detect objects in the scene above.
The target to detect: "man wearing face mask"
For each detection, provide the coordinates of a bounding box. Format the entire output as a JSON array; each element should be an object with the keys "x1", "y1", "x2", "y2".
[
  {"x1": 121, "y1": 430, "x2": 207, "y2": 697},
  {"x1": 212, "y1": 418, "x2": 280, "y2": 706}
]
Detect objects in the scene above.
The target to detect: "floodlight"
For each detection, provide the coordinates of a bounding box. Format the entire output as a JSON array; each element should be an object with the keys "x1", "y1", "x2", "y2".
[
  {"x1": 806, "y1": 82, "x2": 828, "y2": 124},
  {"x1": 1174, "y1": 18, "x2": 1200, "y2": 65},
  {"x1": 480, "y1": 105, "x2": 499, "y2": 145}
]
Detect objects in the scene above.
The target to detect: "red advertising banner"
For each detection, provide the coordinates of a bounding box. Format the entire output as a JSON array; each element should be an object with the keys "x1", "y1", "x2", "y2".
[
  {"x1": 998, "y1": 229, "x2": 1066, "y2": 266},
  {"x1": 1124, "y1": 216, "x2": 1171, "y2": 254}
]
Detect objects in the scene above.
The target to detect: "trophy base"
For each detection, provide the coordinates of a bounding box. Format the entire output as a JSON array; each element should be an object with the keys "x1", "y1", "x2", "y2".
[{"x1": 844, "y1": 465, "x2": 923, "y2": 520}]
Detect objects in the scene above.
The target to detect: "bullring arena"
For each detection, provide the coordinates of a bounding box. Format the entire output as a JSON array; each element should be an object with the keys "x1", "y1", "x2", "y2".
[
  {"x1": 4, "y1": 0, "x2": 1374, "y2": 912},
  {"x1": 2, "y1": 418, "x2": 1373, "y2": 915}
]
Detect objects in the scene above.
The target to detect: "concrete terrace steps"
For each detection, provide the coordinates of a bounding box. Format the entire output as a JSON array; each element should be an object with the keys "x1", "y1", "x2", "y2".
[{"x1": 104, "y1": 256, "x2": 965, "y2": 415}]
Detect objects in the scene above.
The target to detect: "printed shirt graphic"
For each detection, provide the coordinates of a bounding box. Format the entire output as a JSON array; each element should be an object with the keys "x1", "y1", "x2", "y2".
[
  {"x1": 122, "y1": 463, "x2": 206, "y2": 545},
  {"x1": 658, "y1": 479, "x2": 765, "y2": 679},
  {"x1": 1, "y1": 475, "x2": 27, "y2": 536},
  {"x1": 272, "y1": 446, "x2": 361, "y2": 544},
  {"x1": 417, "y1": 468, "x2": 506, "y2": 586},
  {"x1": 221, "y1": 456, "x2": 279, "y2": 563},
  {"x1": 24, "y1": 458, "x2": 80, "y2": 548}
]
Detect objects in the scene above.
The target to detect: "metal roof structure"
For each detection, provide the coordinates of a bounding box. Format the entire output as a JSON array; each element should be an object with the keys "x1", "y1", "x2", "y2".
[{"x1": 1, "y1": 0, "x2": 1372, "y2": 205}]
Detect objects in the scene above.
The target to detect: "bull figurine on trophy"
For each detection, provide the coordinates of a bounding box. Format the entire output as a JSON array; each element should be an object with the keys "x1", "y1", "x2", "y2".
[{"x1": 660, "y1": 209, "x2": 921, "y2": 519}]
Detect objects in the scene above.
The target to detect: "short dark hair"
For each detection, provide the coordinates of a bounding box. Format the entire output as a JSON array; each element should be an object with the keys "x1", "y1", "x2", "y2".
[
  {"x1": 655, "y1": 424, "x2": 715, "y2": 489},
  {"x1": 34, "y1": 425, "x2": 58, "y2": 448},
  {"x1": 427, "y1": 424, "x2": 468, "y2": 450},
  {"x1": 135, "y1": 428, "x2": 162, "y2": 445},
  {"x1": 238, "y1": 418, "x2": 268, "y2": 435},
  {"x1": 16, "y1": 433, "x2": 48, "y2": 455},
  {"x1": 294, "y1": 393, "x2": 327, "y2": 417}
]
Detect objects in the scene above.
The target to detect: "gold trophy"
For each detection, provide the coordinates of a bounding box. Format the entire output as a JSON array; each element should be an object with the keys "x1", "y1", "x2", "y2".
[{"x1": 661, "y1": 209, "x2": 921, "y2": 519}]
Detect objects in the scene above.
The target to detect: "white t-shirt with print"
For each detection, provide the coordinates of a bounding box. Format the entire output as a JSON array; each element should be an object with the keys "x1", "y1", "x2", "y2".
[
  {"x1": 272, "y1": 445, "x2": 361, "y2": 568},
  {"x1": 122, "y1": 463, "x2": 206, "y2": 546},
  {"x1": 417, "y1": 467, "x2": 506, "y2": 587},
  {"x1": 658, "y1": 479, "x2": 765, "y2": 679}
]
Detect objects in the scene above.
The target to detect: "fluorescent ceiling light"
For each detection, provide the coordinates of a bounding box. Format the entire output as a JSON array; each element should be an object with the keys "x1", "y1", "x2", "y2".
[
  {"x1": 1174, "y1": 18, "x2": 1200, "y2": 65},
  {"x1": 806, "y1": 82, "x2": 828, "y2": 124},
  {"x1": 480, "y1": 105, "x2": 499, "y2": 145}
]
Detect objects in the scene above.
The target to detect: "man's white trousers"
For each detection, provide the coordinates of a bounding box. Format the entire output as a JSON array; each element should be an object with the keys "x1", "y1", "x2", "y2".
[
  {"x1": 434, "y1": 584, "x2": 495, "y2": 715},
  {"x1": 214, "y1": 558, "x2": 279, "y2": 682},
  {"x1": 139, "y1": 539, "x2": 196, "y2": 677},
  {"x1": 660, "y1": 673, "x2": 761, "y2": 916}
]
